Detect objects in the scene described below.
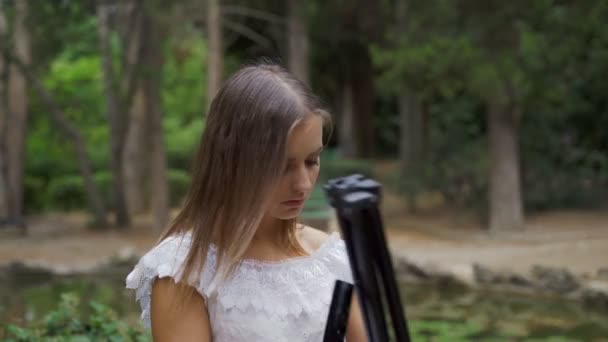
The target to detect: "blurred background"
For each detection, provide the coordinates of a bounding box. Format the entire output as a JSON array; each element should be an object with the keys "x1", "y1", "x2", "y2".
[{"x1": 0, "y1": 0, "x2": 607, "y2": 340}]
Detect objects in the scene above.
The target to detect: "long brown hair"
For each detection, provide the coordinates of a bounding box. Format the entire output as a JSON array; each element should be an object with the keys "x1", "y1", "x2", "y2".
[{"x1": 159, "y1": 62, "x2": 331, "y2": 294}]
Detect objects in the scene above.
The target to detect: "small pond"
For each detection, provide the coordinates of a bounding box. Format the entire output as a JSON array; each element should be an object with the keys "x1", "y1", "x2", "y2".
[{"x1": 1, "y1": 264, "x2": 607, "y2": 341}]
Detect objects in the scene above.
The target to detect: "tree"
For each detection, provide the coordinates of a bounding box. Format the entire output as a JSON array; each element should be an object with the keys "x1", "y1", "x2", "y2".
[
  {"x1": 5, "y1": 0, "x2": 31, "y2": 234},
  {"x1": 121, "y1": 3, "x2": 147, "y2": 218},
  {"x1": 96, "y1": 1, "x2": 130, "y2": 227},
  {"x1": 287, "y1": 0, "x2": 309, "y2": 85},
  {"x1": 374, "y1": 1, "x2": 470, "y2": 211},
  {"x1": 0, "y1": 43, "x2": 109, "y2": 229},
  {"x1": 206, "y1": 0, "x2": 223, "y2": 108},
  {"x1": 486, "y1": 89, "x2": 524, "y2": 231},
  {"x1": 140, "y1": 4, "x2": 170, "y2": 230},
  {"x1": 312, "y1": 0, "x2": 383, "y2": 158},
  {"x1": 395, "y1": 0, "x2": 425, "y2": 211},
  {"x1": 460, "y1": 0, "x2": 530, "y2": 231},
  {"x1": 0, "y1": 0, "x2": 8, "y2": 219}
]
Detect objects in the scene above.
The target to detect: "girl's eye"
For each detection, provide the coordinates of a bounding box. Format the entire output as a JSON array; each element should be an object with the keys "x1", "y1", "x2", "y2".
[{"x1": 306, "y1": 159, "x2": 320, "y2": 167}]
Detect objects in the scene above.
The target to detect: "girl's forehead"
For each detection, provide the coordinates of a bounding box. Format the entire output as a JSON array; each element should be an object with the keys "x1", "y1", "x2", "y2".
[{"x1": 286, "y1": 116, "x2": 323, "y2": 154}]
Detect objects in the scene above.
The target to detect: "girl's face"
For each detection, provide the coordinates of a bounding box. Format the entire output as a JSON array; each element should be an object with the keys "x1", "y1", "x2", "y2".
[{"x1": 267, "y1": 115, "x2": 324, "y2": 220}]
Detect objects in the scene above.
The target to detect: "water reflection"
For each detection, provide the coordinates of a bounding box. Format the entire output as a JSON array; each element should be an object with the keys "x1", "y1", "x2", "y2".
[{"x1": 2, "y1": 266, "x2": 608, "y2": 340}]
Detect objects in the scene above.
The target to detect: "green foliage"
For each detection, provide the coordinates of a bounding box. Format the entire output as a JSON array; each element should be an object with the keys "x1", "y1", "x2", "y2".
[
  {"x1": 164, "y1": 36, "x2": 208, "y2": 122},
  {"x1": 24, "y1": 31, "x2": 209, "y2": 212},
  {"x1": 373, "y1": 36, "x2": 476, "y2": 100},
  {"x1": 29, "y1": 1, "x2": 99, "y2": 67},
  {"x1": 94, "y1": 172, "x2": 114, "y2": 211},
  {"x1": 44, "y1": 169, "x2": 191, "y2": 211},
  {"x1": 19, "y1": 0, "x2": 608, "y2": 215},
  {"x1": 46, "y1": 175, "x2": 88, "y2": 211},
  {"x1": 167, "y1": 169, "x2": 192, "y2": 207},
  {"x1": 27, "y1": 53, "x2": 106, "y2": 180},
  {"x1": 373, "y1": 0, "x2": 608, "y2": 212},
  {"x1": 319, "y1": 150, "x2": 374, "y2": 182},
  {"x1": 410, "y1": 319, "x2": 484, "y2": 341},
  {"x1": 386, "y1": 96, "x2": 490, "y2": 214},
  {"x1": 24, "y1": 176, "x2": 47, "y2": 213},
  {"x1": 44, "y1": 172, "x2": 111, "y2": 211},
  {"x1": 2, "y1": 293, "x2": 150, "y2": 341},
  {"x1": 165, "y1": 117, "x2": 205, "y2": 171}
]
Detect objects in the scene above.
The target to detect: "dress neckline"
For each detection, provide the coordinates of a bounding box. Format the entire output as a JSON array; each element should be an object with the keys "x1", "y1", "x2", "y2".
[{"x1": 207, "y1": 231, "x2": 341, "y2": 268}]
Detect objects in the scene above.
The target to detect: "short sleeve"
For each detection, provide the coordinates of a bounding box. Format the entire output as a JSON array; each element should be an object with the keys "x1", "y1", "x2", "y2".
[{"x1": 125, "y1": 233, "x2": 211, "y2": 328}]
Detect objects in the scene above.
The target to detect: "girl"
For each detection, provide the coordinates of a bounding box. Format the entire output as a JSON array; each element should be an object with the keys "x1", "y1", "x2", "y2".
[{"x1": 126, "y1": 63, "x2": 367, "y2": 341}]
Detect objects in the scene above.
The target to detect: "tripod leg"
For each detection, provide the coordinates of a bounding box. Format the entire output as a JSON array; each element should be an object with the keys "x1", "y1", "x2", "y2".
[
  {"x1": 362, "y1": 207, "x2": 411, "y2": 342},
  {"x1": 339, "y1": 208, "x2": 390, "y2": 342},
  {"x1": 323, "y1": 280, "x2": 353, "y2": 342}
]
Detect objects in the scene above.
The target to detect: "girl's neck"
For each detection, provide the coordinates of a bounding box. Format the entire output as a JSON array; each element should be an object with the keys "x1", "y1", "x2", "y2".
[{"x1": 252, "y1": 214, "x2": 284, "y2": 246}]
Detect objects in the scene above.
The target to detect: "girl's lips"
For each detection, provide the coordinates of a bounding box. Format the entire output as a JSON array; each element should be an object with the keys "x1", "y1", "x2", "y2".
[{"x1": 282, "y1": 199, "x2": 305, "y2": 207}]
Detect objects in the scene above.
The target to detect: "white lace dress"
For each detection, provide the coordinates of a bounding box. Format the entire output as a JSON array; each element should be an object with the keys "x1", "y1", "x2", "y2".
[{"x1": 125, "y1": 231, "x2": 354, "y2": 341}]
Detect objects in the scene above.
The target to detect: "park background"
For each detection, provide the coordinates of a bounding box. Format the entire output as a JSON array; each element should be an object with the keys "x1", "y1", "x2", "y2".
[{"x1": 0, "y1": 0, "x2": 607, "y2": 340}]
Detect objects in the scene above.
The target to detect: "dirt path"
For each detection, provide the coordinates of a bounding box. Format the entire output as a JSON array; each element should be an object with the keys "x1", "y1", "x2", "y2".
[
  {"x1": 386, "y1": 212, "x2": 608, "y2": 277},
  {"x1": 0, "y1": 206, "x2": 607, "y2": 279},
  {"x1": 0, "y1": 212, "x2": 159, "y2": 273}
]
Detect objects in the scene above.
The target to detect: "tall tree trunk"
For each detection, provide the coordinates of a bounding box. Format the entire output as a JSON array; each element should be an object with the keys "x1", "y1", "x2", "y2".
[
  {"x1": 351, "y1": 44, "x2": 375, "y2": 158},
  {"x1": 488, "y1": 98, "x2": 524, "y2": 231},
  {"x1": 141, "y1": 11, "x2": 169, "y2": 231},
  {"x1": 122, "y1": 6, "x2": 146, "y2": 217},
  {"x1": 0, "y1": 44, "x2": 108, "y2": 228},
  {"x1": 287, "y1": 0, "x2": 309, "y2": 85},
  {"x1": 97, "y1": 3, "x2": 130, "y2": 227},
  {"x1": 6, "y1": 0, "x2": 30, "y2": 234},
  {"x1": 396, "y1": 0, "x2": 424, "y2": 172},
  {"x1": 0, "y1": 1, "x2": 8, "y2": 218},
  {"x1": 339, "y1": 81, "x2": 356, "y2": 157},
  {"x1": 398, "y1": 94, "x2": 423, "y2": 173},
  {"x1": 398, "y1": 93, "x2": 423, "y2": 212},
  {"x1": 123, "y1": 85, "x2": 146, "y2": 216},
  {"x1": 339, "y1": 45, "x2": 375, "y2": 160},
  {"x1": 206, "y1": 0, "x2": 223, "y2": 109}
]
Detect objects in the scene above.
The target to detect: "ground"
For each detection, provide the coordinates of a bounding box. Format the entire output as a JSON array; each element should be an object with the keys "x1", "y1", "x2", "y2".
[
  {"x1": 1, "y1": 196, "x2": 607, "y2": 280},
  {"x1": 379, "y1": 190, "x2": 608, "y2": 277}
]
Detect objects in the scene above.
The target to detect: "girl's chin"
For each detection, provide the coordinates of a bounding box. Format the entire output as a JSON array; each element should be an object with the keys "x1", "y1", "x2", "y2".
[{"x1": 273, "y1": 208, "x2": 302, "y2": 220}]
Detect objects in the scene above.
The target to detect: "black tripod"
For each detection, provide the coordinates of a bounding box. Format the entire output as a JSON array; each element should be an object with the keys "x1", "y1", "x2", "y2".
[{"x1": 322, "y1": 174, "x2": 411, "y2": 342}]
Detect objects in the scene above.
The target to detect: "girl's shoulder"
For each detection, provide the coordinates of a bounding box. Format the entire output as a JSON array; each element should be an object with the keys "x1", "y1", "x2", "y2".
[
  {"x1": 296, "y1": 224, "x2": 335, "y2": 253},
  {"x1": 125, "y1": 232, "x2": 215, "y2": 327}
]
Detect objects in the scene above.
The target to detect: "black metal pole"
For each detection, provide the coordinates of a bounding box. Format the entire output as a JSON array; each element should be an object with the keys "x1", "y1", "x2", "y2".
[
  {"x1": 322, "y1": 174, "x2": 411, "y2": 342},
  {"x1": 338, "y1": 209, "x2": 386, "y2": 341},
  {"x1": 361, "y1": 206, "x2": 410, "y2": 341},
  {"x1": 323, "y1": 280, "x2": 354, "y2": 342}
]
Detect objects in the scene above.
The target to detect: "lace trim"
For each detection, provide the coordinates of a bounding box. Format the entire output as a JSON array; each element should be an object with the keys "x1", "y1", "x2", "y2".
[
  {"x1": 125, "y1": 231, "x2": 353, "y2": 326},
  {"x1": 215, "y1": 238, "x2": 352, "y2": 318},
  {"x1": 209, "y1": 231, "x2": 341, "y2": 267}
]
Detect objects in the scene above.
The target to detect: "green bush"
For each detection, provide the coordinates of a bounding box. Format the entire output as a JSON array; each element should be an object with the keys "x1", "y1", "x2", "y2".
[
  {"x1": 165, "y1": 117, "x2": 204, "y2": 170},
  {"x1": 24, "y1": 36, "x2": 209, "y2": 214},
  {"x1": 168, "y1": 169, "x2": 192, "y2": 207},
  {"x1": 94, "y1": 171, "x2": 114, "y2": 210},
  {"x1": 46, "y1": 175, "x2": 87, "y2": 211},
  {"x1": 319, "y1": 150, "x2": 374, "y2": 183},
  {"x1": 45, "y1": 172, "x2": 113, "y2": 211},
  {"x1": 1, "y1": 293, "x2": 150, "y2": 341},
  {"x1": 45, "y1": 169, "x2": 191, "y2": 211},
  {"x1": 24, "y1": 176, "x2": 47, "y2": 213}
]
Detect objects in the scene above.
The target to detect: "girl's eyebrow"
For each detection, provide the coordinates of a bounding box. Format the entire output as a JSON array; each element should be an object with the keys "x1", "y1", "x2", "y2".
[{"x1": 287, "y1": 146, "x2": 324, "y2": 161}]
